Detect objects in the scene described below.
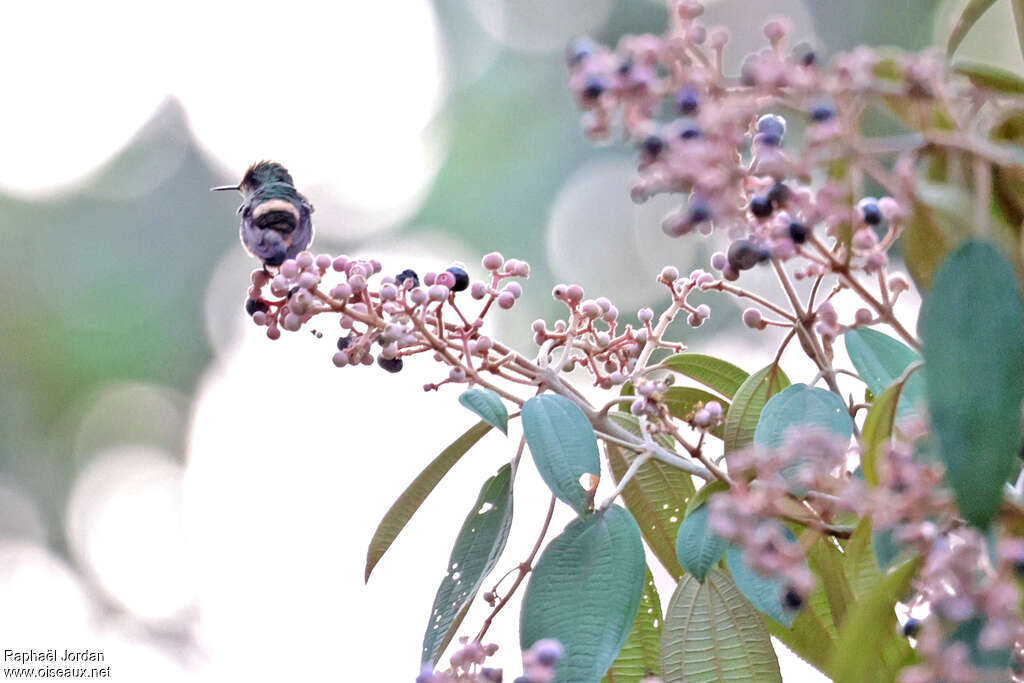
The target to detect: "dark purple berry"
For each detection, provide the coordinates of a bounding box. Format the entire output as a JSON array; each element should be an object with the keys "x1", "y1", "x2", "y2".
[
  {"x1": 810, "y1": 103, "x2": 835, "y2": 122},
  {"x1": 793, "y1": 42, "x2": 816, "y2": 66},
  {"x1": 512, "y1": 678, "x2": 532, "y2": 683},
  {"x1": 446, "y1": 266, "x2": 470, "y2": 292},
  {"x1": 788, "y1": 222, "x2": 809, "y2": 244},
  {"x1": 337, "y1": 335, "x2": 351, "y2": 351},
  {"x1": 265, "y1": 245, "x2": 287, "y2": 266},
  {"x1": 727, "y1": 239, "x2": 769, "y2": 271},
  {"x1": 767, "y1": 182, "x2": 791, "y2": 206},
  {"x1": 1014, "y1": 558, "x2": 1024, "y2": 577},
  {"x1": 679, "y1": 119, "x2": 701, "y2": 140},
  {"x1": 756, "y1": 114, "x2": 787, "y2": 139},
  {"x1": 902, "y1": 618, "x2": 922, "y2": 638},
  {"x1": 566, "y1": 36, "x2": 595, "y2": 66},
  {"x1": 245, "y1": 298, "x2": 268, "y2": 316},
  {"x1": 396, "y1": 269, "x2": 419, "y2": 288},
  {"x1": 617, "y1": 57, "x2": 633, "y2": 76},
  {"x1": 750, "y1": 195, "x2": 773, "y2": 218},
  {"x1": 582, "y1": 76, "x2": 605, "y2": 100},
  {"x1": 860, "y1": 201, "x2": 882, "y2": 225},
  {"x1": 641, "y1": 134, "x2": 664, "y2": 157},
  {"x1": 677, "y1": 85, "x2": 699, "y2": 114},
  {"x1": 754, "y1": 132, "x2": 781, "y2": 147},
  {"x1": 689, "y1": 202, "x2": 711, "y2": 224},
  {"x1": 378, "y1": 356, "x2": 404, "y2": 373},
  {"x1": 783, "y1": 588, "x2": 804, "y2": 610},
  {"x1": 480, "y1": 668, "x2": 503, "y2": 683}
]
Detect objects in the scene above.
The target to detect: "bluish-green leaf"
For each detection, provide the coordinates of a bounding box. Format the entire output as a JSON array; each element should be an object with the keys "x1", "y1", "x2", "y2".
[
  {"x1": 723, "y1": 365, "x2": 790, "y2": 455},
  {"x1": 603, "y1": 569, "x2": 663, "y2": 683},
  {"x1": 521, "y1": 505, "x2": 646, "y2": 683},
  {"x1": 660, "y1": 568, "x2": 782, "y2": 682},
  {"x1": 662, "y1": 354, "x2": 749, "y2": 399},
  {"x1": 422, "y1": 464, "x2": 514, "y2": 665},
  {"x1": 522, "y1": 394, "x2": 601, "y2": 514},
  {"x1": 844, "y1": 328, "x2": 923, "y2": 419},
  {"x1": 675, "y1": 503, "x2": 727, "y2": 582},
  {"x1": 726, "y1": 544, "x2": 802, "y2": 628},
  {"x1": 458, "y1": 388, "x2": 509, "y2": 434},
  {"x1": 753, "y1": 384, "x2": 854, "y2": 450},
  {"x1": 365, "y1": 421, "x2": 492, "y2": 582},
  {"x1": 919, "y1": 240, "x2": 1024, "y2": 528}
]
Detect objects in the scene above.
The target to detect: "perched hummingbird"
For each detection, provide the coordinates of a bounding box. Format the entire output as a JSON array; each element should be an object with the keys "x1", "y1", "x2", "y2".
[{"x1": 212, "y1": 161, "x2": 314, "y2": 266}]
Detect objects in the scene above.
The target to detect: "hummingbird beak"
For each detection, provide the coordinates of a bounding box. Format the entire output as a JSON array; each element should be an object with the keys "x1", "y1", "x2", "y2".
[{"x1": 210, "y1": 184, "x2": 240, "y2": 192}]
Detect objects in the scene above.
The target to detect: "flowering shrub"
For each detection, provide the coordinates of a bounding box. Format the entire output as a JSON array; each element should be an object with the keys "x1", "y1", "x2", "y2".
[{"x1": 231, "y1": 2, "x2": 1024, "y2": 681}]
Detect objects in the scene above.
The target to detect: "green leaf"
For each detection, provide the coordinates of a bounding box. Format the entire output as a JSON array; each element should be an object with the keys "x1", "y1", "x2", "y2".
[
  {"x1": 723, "y1": 364, "x2": 790, "y2": 455},
  {"x1": 903, "y1": 182, "x2": 971, "y2": 292},
  {"x1": 954, "y1": 60, "x2": 1024, "y2": 94},
  {"x1": 521, "y1": 505, "x2": 646, "y2": 683},
  {"x1": 660, "y1": 568, "x2": 782, "y2": 682},
  {"x1": 1014, "y1": 0, "x2": 1024, "y2": 62},
  {"x1": 458, "y1": 388, "x2": 509, "y2": 434},
  {"x1": 685, "y1": 479, "x2": 731, "y2": 516},
  {"x1": 860, "y1": 382, "x2": 903, "y2": 487},
  {"x1": 753, "y1": 384, "x2": 854, "y2": 449},
  {"x1": 522, "y1": 394, "x2": 601, "y2": 514},
  {"x1": 844, "y1": 328, "x2": 924, "y2": 419},
  {"x1": 675, "y1": 503, "x2": 727, "y2": 582},
  {"x1": 663, "y1": 387, "x2": 729, "y2": 440},
  {"x1": 948, "y1": 0, "x2": 1000, "y2": 55},
  {"x1": 764, "y1": 591, "x2": 837, "y2": 674},
  {"x1": 806, "y1": 537, "x2": 853, "y2": 629},
  {"x1": 829, "y1": 558, "x2": 920, "y2": 683},
  {"x1": 662, "y1": 354, "x2": 749, "y2": 399},
  {"x1": 365, "y1": 421, "x2": 492, "y2": 582},
  {"x1": 919, "y1": 240, "x2": 1024, "y2": 528},
  {"x1": 422, "y1": 464, "x2": 514, "y2": 665},
  {"x1": 603, "y1": 569, "x2": 663, "y2": 683},
  {"x1": 843, "y1": 519, "x2": 885, "y2": 601},
  {"x1": 606, "y1": 433, "x2": 694, "y2": 580},
  {"x1": 726, "y1": 544, "x2": 802, "y2": 628}
]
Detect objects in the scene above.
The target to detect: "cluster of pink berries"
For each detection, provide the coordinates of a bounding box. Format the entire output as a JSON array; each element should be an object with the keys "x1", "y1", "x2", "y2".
[
  {"x1": 416, "y1": 639, "x2": 568, "y2": 683},
  {"x1": 243, "y1": 250, "x2": 530, "y2": 381}
]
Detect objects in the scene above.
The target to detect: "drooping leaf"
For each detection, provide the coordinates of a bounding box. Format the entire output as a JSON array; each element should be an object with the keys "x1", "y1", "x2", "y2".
[
  {"x1": 522, "y1": 394, "x2": 601, "y2": 514},
  {"x1": 422, "y1": 464, "x2": 514, "y2": 665},
  {"x1": 753, "y1": 384, "x2": 854, "y2": 449},
  {"x1": 903, "y1": 182, "x2": 971, "y2": 292},
  {"x1": 521, "y1": 505, "x2": 646, "y2": 683},
  {"x1": 458, "y1": 388, "x2": 509, "y2": 434},
  {"x1": 675, "y1": 502, "x2": 727, "y2": 582},
  {"x1": 844, "y1": 328, "x2": 924, "y2": 418},
  {"x1": 726, "y1": 544, "x2": 802, "y2": 628},
  {"x1": 663, "y1": 386, "x2": 729, "y2": 440},
  {"x1": 860, "y1": 382, "x2": 904, "y2": 487},
  {"x1": 365, "y1": 421, "x2": 492, "y2": 582},
  {"x1": 843, "y1": 519, "x2": 885, "y2": 601},
  {"x1": 602, "y1": 569, "x2": 663, "y2": 683},
  {"x1": 919, "y1": 240, "x2": 1024, "y2": 528},
  {"x1": 605, "y1": 428, "x2": 694, "y2": 579},
  {"x1": 954, "y1": 60, "x2": 1024, "y2": 94},
  {"x1": 829, "y1": 558, "x2": 920, "y2": 683},
  {"x1": 806, "y1": 536, "x2": 853, "y2": 629},
  {"x1": 660, "y1": 568, "x2": 782, "y2": 683},
  {"x1": 947, "y1": 0, "x2": 1000, "y2": 55},
  {"x1": 662, "y1": 353, "x2": 749, "y2": 399},
  {"x1": 723, "y1": 364, "x2": 790, "y2": 455}
]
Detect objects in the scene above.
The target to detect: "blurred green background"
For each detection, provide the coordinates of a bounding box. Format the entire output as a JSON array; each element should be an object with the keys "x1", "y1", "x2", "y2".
[{"x1": 0, "y1": 0, "x2": 1021, "y2": 677}]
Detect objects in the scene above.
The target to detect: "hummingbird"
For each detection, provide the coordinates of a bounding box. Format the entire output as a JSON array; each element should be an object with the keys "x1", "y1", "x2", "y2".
[{"x1": 212, "y1": 161, "x2": 314, "y2": 266}]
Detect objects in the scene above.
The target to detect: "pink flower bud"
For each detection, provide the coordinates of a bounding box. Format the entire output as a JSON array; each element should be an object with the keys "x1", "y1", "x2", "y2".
[
  {"x1": 296, "y1": 251, "x2": 314, "y2": 269},
  {"x1": 428, "y1": 285, "x2": 449, "y2": 301},
  {"x1": 638, "y1": 307, "x2": 654, "y2": 323},
  {"x1": 742, "y1": 307, "x2": 763, "y2": 328},
  {"x1": 482, "y1": 252, "x2": 504, "y2": 270},
  {"x1": 497, "y1": 292, "x2": 516, "y2": 309},
  {"x1": 565, "y1": 284, "x2": 585, "y2": 303},
  {"x1": 315, "y1": 254, "x2": 332, "y2": 271},
  {"x1": 470, "y1": 281, "x2": 488, "y2": 299},
  {"x1": 854, "y1": 308, "x2": 872, "y2": 325},
  {"x1": 660, "y1": 266, "x2": 679, "y2": 282},
  {"x1": 332, "y1": 256, "x2": 349, "y2": 272},
  {"x1": 281, "y1": 260, "x2": 300, "y2": 279},
  {"x1": 298, "y1": 271, "x2": 318, "y2": 290},
  {"x1": 436, "y1": 271, "x2": 456, "y2": 288},
  {"x1": 379, "y1": 283, "x2": 399, "y2": 301}
]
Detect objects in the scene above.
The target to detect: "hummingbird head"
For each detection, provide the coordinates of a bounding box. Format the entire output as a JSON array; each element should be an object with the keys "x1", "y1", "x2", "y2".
[{"x1": 210, "y1": 160, "x2": 296, "y2": 196}]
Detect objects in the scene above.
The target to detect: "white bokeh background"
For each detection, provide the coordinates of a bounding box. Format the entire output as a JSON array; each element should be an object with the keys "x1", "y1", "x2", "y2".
[{"x1": 0, "y1": 0, "x2": 994, "y2": 680}]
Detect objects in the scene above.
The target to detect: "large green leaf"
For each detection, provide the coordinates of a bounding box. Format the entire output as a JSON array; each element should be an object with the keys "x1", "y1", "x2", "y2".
[
  {"x1": 458, "y1": 388, "x2": 509, "y2": 434},
  {"x1": 829, "y1": 558, "x2": 920, "y2": 683},
  {"x1": 764, "y1": 592, "x2": 837, "y2": 674},
  {"x1": 606, "y1": 433, "x2": 694, "y2": 580},
  {"x1": 675, "y1": 503, "x2": 727, "y2": 582},
  {"x1": 947, "y1": 0, "x2": 1000, "y2": 55},
  {"x1": 843, "y1": 519, "x2": 885, "y2": 601},
  {"x1": 520, "y1": 506, "x2": 646, "y2": 683},
  {"x1": 860, "y1": 382, "x2": 903, "y2": 487},
  {"x1": 522, "y1": 394, "x2": 601, "y2": 514},
  {"x1": 723, "y1": 364, "x2": 790, "y2": 455},
  {"x1": 602, "y1": 569, "x2": 663, "y2": 683},
  {"x1": 806, "y1": 537, "x2": 853, "y2": 630},
  {"x1": 844, "y1": 329, "x2": 924, "y2": 420},
  {"x1": 919, "y1": 240, "x2": 1024, "y2": 528},
  {"x1": 421, "y1": 464, "x2": 514, "y2": 665},
  {"x1": 660, "y1": 568, "x2": 782, "y2": 683},
  {"x1": 726, "y1": 544, "x2": 802, "y2": 628},
  {"x1": 753, "y1": 384, "x2": 854, "y2": 449},
  {"x1": 365, "y1": 421, "x2": 493, "y2": 582},
  {"x1": 662, "y1": 354, "x2": 749, "y2": 399}
]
